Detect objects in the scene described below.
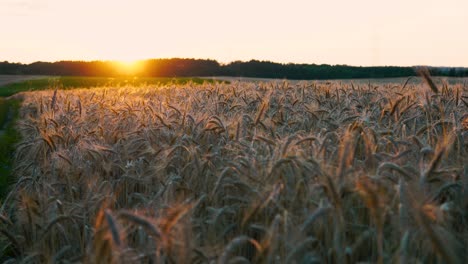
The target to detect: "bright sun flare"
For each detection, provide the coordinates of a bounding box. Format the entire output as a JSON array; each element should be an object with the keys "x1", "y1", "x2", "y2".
[{"x1": 113, "y1": 60, "x2": 144, "y2": 75}]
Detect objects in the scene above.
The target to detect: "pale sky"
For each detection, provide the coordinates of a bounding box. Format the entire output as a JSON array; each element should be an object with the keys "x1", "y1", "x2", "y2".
[{"x1": 1, "y1": 0, "x2": 467, "y2": 66}]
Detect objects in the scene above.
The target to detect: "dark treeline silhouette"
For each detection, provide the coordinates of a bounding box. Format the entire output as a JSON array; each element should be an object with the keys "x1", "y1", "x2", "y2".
[
  {"x1": 1, "y1": 58, "x2": 467, "y2": 79},
  {"x1": 222, "y1": 61, "x2": 420, "y2": 79},
  {"x1": 144, "y1": 59, "x2": 221, "y2": 77}
]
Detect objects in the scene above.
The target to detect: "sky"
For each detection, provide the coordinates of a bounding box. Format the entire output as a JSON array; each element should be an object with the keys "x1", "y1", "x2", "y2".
[{"x1": 1, "y1": 0, "x2": 467, "y2": 67}]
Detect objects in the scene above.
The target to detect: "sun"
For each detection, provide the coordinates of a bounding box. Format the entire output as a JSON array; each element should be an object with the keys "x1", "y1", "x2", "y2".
[{"x1": 113, "y1": 60, "x2": 145, "y2": 75}]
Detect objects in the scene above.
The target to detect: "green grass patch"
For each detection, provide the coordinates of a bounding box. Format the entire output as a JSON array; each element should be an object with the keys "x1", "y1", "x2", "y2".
[
  {"x1": 0, "y1": 98, "x2": 21, "y2": 198},
  {"x1": 0, "y1": 98, "x2": 9, "y2": 128},
  {"x1": 0, "y1": 78, "x2": 51, "y2": 97},
  {"x1": 0, "y1": 76, "x2": 222, "y2": 97}
]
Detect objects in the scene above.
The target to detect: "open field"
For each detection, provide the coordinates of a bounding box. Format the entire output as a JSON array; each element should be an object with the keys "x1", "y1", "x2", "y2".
[
  {"x1": 1, "y1": 79, "x2": 468, "y2": 263},
  {"x1": 211, "y1": 76, "x2": 468, "y2": 85},
  {"x1": 0, "y1": 75, "x2": 50, "y2": 87},
  {"x1": 0, "y1": 76, "x2": 219, "y2": 97}
]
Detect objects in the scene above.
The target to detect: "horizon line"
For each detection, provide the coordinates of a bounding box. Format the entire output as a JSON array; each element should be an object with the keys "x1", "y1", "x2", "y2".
[{"x1": 2, "y1": 58, "x2": 467, "y2": 69}]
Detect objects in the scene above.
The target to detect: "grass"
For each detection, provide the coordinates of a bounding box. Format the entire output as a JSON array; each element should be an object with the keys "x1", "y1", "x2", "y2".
[
  {"x1": 0, "y1": 98, "x2": 21, "y2": 198},
  {"x1": 0, "y1": 77, "x2": 467, "y2": 263},
  {"x1": 0, "y1": 98, "x2": 9, "y2": 128},
  {"x1": 0, "y1": 76, "x2": 220, "y2": 97}
]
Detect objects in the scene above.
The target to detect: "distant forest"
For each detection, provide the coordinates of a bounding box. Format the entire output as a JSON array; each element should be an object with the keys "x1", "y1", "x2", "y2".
[{"x1": 1, "y1": 59, "x2": 467, "y2": 79}]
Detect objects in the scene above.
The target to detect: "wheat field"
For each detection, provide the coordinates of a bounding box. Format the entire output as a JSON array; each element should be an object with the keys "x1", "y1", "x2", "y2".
[{"x1": 1, "y1": 78, "x2": 468, "y2": 263}]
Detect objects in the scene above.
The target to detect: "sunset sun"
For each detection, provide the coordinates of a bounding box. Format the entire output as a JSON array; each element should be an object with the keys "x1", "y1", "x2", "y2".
[{"x1": 112, "y1": 60, "x2": 144, "y2": 75}]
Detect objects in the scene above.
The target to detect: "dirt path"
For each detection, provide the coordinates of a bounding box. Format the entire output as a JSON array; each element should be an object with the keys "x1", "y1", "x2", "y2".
[{"x1": 0, "y1": 75, "x2": 49, "y2": 87}]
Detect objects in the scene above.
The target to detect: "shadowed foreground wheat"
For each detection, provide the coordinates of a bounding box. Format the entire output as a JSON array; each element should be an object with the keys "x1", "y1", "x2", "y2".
[{"x1": 1, "y1": 79, "x2": 467, "y2": 263}]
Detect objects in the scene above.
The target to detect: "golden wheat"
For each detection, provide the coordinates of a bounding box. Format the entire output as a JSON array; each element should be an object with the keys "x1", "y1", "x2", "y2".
[{"x1": 0, "y1": 78, "x2": 467, "y2": 263}]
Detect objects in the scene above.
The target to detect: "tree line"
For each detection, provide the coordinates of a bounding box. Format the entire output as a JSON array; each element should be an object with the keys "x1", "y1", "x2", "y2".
[{"x1": 1, "y1": 58, "x2": 467, "y2": 79}]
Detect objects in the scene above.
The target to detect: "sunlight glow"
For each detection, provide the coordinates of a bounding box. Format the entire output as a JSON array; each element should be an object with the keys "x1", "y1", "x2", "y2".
[{"x1": 113, "y1": 60, "x2": 145, "y2": 75}]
